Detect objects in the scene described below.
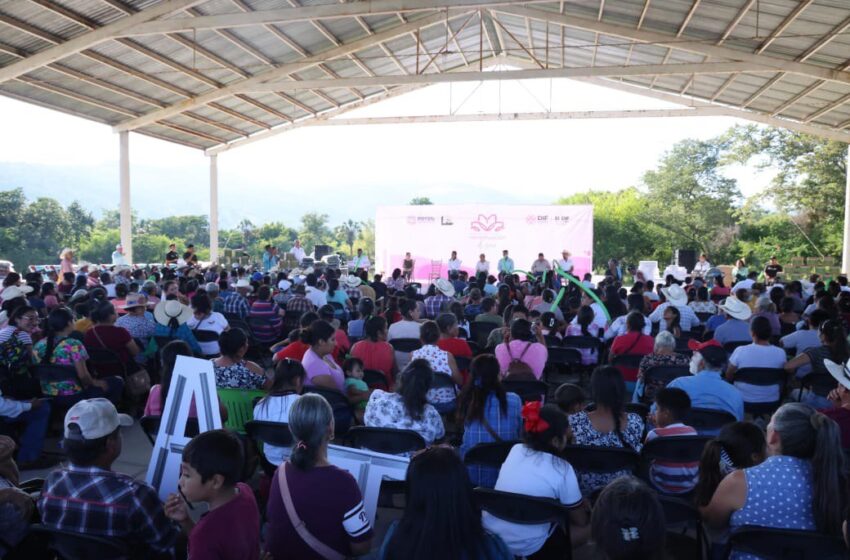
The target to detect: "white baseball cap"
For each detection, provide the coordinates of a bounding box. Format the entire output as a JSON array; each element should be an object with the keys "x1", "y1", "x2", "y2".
[{"x1": 64, "y1": 398, "x2": 133, "y2": 440}]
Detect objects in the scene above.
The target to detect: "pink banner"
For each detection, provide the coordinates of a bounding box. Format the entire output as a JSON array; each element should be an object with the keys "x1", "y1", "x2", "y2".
[{"x1": 375, "y1": 205, "x2": 593, "y2": 281}]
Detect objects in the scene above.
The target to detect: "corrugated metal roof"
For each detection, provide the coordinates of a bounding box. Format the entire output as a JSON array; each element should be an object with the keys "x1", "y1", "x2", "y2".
[{"x1": 0, "y1": 0, "x2": 848, "y2": 152}]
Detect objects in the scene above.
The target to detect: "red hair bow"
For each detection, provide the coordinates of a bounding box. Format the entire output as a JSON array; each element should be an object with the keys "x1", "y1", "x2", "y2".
[{"x1": 522, "y1": 401, "x2": 550, "y2": 434}]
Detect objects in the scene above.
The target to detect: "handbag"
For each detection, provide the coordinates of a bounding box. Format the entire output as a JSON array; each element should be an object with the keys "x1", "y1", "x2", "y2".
[{"x1": 278, "y1": 463, "x2": 347, "y2": 560}]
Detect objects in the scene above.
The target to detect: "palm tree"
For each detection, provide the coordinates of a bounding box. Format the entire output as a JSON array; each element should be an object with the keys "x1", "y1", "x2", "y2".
[{"x1": 335, "y1": 219, "x2": 362, "y2": 257}]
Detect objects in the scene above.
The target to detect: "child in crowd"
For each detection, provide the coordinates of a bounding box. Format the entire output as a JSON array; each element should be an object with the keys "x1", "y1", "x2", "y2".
[
  {"x1": 165, "y1": 429, "x2": 261, "y2": 560},
  {"x1": 554, "y1": 383, "x2": 586, "y2": 414},
  {"x1": 342, "y1": 357, "x2": 371, "y2": 423},
  {"x1": 591, "y1": 476, "x2": 666, "y2": 560},
  {"x1": 645, "y1": 387, "x2": 698, "y2": 495}
]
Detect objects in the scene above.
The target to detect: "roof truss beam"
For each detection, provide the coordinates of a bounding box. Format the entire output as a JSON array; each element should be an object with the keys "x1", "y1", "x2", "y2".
[
  {"x1": 243, "y1": 62, "x2": 764, "y2": 92},
  {"x1": 0, "y1": 0, "x2": 206, "y2": 84}
]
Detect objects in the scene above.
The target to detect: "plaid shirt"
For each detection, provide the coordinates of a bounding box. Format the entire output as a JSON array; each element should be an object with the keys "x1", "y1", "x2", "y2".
[
  {"x1": 220, "y1": 290, "x2": 250, "y2": 318},
  {"x1": 38, "y1": 464, "x2": 179, "y2": 556},
  {"x1": 460, "y1": 393, "x2": 523, "y2": 488},
  {"x1": 285, "y1": 294, "x2": 315, "y2": 316},
  {"x1": 424, "y1": 294, "x2": 453, "y2": 319},
  {"x1": 344, "y1": 286, "x2": 362, "y2": 303}
]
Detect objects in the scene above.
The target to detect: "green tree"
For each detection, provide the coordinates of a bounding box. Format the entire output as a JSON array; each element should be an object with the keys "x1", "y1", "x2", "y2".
[
  {"x1": 133, "y1": 233, "x2": 173, "y2": 264},
  {"x1": 409, "y1": 197, "x2": 433, "y2": 205},
  {"x1": 334, "y1": 219, "x2": 362, "y2": 258},
  {"x1": 66, "y1": 201, "x2": 95, "y2": 247},
  {"x1": 20, "y1": 198, "x2": 72, "y2": 265},
  {"x1": 141, "y1": 215, "x2": 209, "y2": 246},
  {"x1": 79, "y1": 228, "x2": 121, "y2": 264},
  {"x1": 642, "y1": 138, "x2": 741, "y2": 260},
  {"x1": 298, "y1": 213, "x2": 332, "y2": 253},
  {"x1": 0, "y1": 188, "x2": 26, "y2": 228},
  {"x1": 358, "y1": 219, "x2": 376, "y2": 258}
]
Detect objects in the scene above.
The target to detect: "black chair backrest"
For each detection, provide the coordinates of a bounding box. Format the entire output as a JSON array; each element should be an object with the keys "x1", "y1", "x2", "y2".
[
  {"x1": 543, "y1": 334, "x2": 562, "y2": 347},
  {"x1": 29, "y1": 523, "x2": 130, "y2": 560},
  {"x1": 303, "y1": 386, "x2": 349, "y2": 411},
  {"x1": 723, "y1": 341, "x2": 749, "y2": 354},
  {"x1": 638, "y1": 435, "x2": 712, "y2": 488},
  {"x1": 86, "y1": 348, "x2": 128, "y2": 376},
  {"x1": 474, "y1": 488, "x2": 574, "y2": 528},
  {"x1": 611, "y1": 354, "x2": 644, "y2": 369},
  {"x1": 139, "y1": 415, "x2": 199, "y2": 445},
  {"x1": 244, "y1": 420, "x2": 294, "y2": 448},
  {"x1": 644, "y1": 365, "x2": 690, "y2": 386},
  {"x1": 546, "y1": 346, "x2": 583, "y2": 366},
  {"x1": 561, "y1": 445, "x2": 639, "y2": 474},
  {"x1": 696, "y1": 312, "x2": 714, "y2": 324},
  {"x1": 685, "y1": 407, "x2": 736, "y2": 434},
  {"x1": 389, "y1": 338, "x2": 422, "y2": 353},
  {"x1": 727, "y1": 525, "x2": 847, "y2": 560},
  {"x1": 562, "y1": 336, "x2": 602, "y2": 351},
  {"x1": 465, "y1": 340, "x2": 480, "y2": 355},
  {"x1": 192, "y1": 329, "x2": 220, "y2": 342},
  {"x1": 346, "y1": 426, "x2": 426, "y2": 455},
  {"x1": 362, "y1": 369, "x2": 390, "y2": 390},
  {"x1": 502, "y1": 379, "x2": 548, "y2": 403},
  {"x1": 733, "y1": 367, "x2": 785, "y2": 388},
  {"x1": 469, "y1": 321, "x2": 499, "y2": 347},
  {"x1": 455, "y1": 355, "x2": 472, "y2": 372},
  {"x1": 624, "y1": 402, "x2": 650, "y2": 418},
  {"x1": 463, "y1": 441, "x2": 520, "y2": 468},
  {"x1": 801, "y1": 372, "x2": 836, "y2": 396},
  {"x1": 430, "y1": 373, "x2": 457, "y2": 390}
]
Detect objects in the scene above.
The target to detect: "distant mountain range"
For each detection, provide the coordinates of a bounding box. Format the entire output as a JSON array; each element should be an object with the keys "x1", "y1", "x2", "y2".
[{"x1": 0, "y1": 160, "x2": 534, "y2": 228}]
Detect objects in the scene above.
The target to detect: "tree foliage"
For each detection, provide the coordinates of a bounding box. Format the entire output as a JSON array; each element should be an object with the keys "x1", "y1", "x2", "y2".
[
  {"x1": 298, "y1": 213, "x2": 333, "y2": 253},
  {"x1": 409, "y1": 197, "x2": 433, "y2": 205}
]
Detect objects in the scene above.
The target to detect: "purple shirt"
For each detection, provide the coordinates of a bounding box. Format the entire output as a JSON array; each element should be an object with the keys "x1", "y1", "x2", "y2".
[
  {"x1": 494, "y1": 340, "x2": 548, "y2": 380},
  {"x1": 302, "y1": 347, "x2": 345, "y2": 391}
]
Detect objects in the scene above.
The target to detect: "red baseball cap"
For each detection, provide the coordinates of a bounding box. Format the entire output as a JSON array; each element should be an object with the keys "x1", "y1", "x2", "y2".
[{"x1": 688, "y1": 338, "x2": 722, "y2": 352}]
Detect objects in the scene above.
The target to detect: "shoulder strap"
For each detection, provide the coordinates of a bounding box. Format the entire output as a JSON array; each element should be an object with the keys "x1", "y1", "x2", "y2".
[
  {"x1": 480, "y1": 414, "x2": 503, "y2": 442},
  {"x1": 517, "y1": 341, "x2": 533, "y2": 360},
  {"x1": 278, "y1": 464, "x2": 347, "y2": 560}
]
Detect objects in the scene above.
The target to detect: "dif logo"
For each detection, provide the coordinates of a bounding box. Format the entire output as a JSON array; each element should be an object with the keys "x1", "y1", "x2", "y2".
[
  {"x1": 526, "y1": 215, "x2": 549, "y2": 225},
  {"x1": 470, "y1": 214, "x2": 505, "y2": 232}
]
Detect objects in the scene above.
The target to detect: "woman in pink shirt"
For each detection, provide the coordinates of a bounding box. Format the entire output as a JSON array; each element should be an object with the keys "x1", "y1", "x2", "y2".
[
  {"x1": 301, "y1": 320, "x2": 346, "y2": 392},
  {"x1": 495, "y1": 318, "x2": 548, "y2": 380}
]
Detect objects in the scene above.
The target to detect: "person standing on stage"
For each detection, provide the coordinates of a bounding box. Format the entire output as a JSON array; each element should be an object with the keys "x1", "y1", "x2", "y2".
[
  {"x1": 403, "y1": 252, "x2": 415, "y2": 282},
  {"x1": 353, "y1": 249, "x2": 371, "y2": 273},
  {"x1": 447, "y1": 251, "x2": 462, "y2": 277},
  {"x1": 498, "y1": 250, "x2": 514, "y2": 277},
  {"x1": 764, "y1": 256, "x2": 783, "y2": 286},
  {"x1": 165, "y1": 244, "x2": 179, "y2": 266},
  {"x1": 475, "y1": 254, "x2": 490, "y2": 276},
  {"x1": 291, "y1": 239, "x2": 307, "y2": 264}
]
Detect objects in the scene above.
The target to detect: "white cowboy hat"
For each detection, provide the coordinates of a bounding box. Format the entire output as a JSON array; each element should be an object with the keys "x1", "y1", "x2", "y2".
[
  {"x1": 825, "y1": 359, "x2": 850, "y2": 391},
  {"x1": 277, "y1": 279, "x2": 292, "y2": 291},
  {"x1": 234, "y1": 278, "x2": 254, "y2": 292},
  {"x1": 434, "y1": 277, "x2": 456, "y2": 297},
  {"x1": 303, "y1": 267, "x2": 315, "y2": 276},
  {"x1": 343, "y1": 275, "x2": 362, "y2": 288},
  {"x1": 661, "y1": 284, "x2": 687, "y2": 307},
  {"x1": 120, "y1": 293, "x2": 147, "y2": 310},
  {"x1": 0, "y1": 285, "x2": 33, "y2": 301},
  {"x1": 719, "y1": 297, "x2": 752, "y2": 321},
  {"x1": 153, "y1": 299, "x2": 193, "y2": 327}
]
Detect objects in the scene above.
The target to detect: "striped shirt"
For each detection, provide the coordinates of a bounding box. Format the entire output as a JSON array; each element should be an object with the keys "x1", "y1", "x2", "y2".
[{"x1": 645, "y1": 423, "x2": 699, "y2": 494}]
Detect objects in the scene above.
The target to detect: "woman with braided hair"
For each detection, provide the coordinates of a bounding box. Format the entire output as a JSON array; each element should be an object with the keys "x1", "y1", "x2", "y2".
[
  {"x1": 483, "y1": 402, "x2": 591, "y2": 558},
  {"x1": 702, "y1": 403, "x2": 847, "y2": 558},
  {"x1": 568, "y1": 366, "x2": 644, "y2": 495}
]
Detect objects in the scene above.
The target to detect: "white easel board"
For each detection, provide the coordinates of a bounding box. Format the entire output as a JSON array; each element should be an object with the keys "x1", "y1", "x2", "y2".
[
  {"x1": 145, "y1": 355, "x2": 222, "y2": 501},
  {"x1": 327, "y1": 444, "x2": 409, "y2": 524}
]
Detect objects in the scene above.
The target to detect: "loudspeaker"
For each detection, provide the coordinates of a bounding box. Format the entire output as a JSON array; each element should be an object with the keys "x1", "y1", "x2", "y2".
[
  {"x1": 313, "y1": 244, "x2": 332, "y2": 260},
  {"x1": 675, "y1": 249, "x2": 697, "y2": 272}
]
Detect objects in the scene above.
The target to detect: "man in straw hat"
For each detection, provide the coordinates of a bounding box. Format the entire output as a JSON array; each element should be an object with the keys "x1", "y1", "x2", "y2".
[
  {"x1": 153, "y1": 299, "x2": 202, "y2": 355},
  {"x1": 713, "y1": 297, "x2": 753, "y2": 346},
  {"x1": 424, "y1": 278, "x2": 455, "y2": 319},
  {"x1": 648, "y1": 284, "x2": 700, "y2": 332},
  {"x1": 38, "y1": 399, "x2": 179, "y2": 556}
]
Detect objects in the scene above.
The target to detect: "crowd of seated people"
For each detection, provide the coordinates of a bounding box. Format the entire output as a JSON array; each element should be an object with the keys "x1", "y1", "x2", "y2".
[{"x1": 4, "y1": 255, "x2": 850, "y2": 558}]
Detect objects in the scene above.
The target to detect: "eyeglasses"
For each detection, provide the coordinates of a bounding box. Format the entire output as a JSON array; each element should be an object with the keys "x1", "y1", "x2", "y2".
[{"x1": 20, "y1": 315, "x2": 38, "y2": 321}]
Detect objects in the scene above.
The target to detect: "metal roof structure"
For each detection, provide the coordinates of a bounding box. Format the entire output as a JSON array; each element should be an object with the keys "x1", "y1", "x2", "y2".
[{"x1": 1, "y1": 0, "x2": 849, "y2": 264}]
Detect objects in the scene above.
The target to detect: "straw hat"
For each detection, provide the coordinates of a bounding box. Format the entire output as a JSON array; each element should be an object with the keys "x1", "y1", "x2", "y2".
[
  {"x1": 153, "y1": 300, "x2": 193, "y2": 327},
  {"x1": 343, "y1": 275, "x2": 362, "y2": 288},
  {"x1": 59, "y1": 248, "x2": 74, "y2": 259},
  {"x1": 660, "y1": 284, "x2": 687, "y2": 307},
  {"x1": 120, "y1": 293, "x2": 147, "y2": 310},
  {"x1": 824, "y1": 359, "x2": 850, "y2": 391},
  {"x1": 434, "y1": 278, "x2": 456, "y2": 297},
  {"x1": 719, "y1": 297, "x2": 752, "y2": 321},
  {"x1": 0, "y1": 285, "x2": 33, "y2": 301}
]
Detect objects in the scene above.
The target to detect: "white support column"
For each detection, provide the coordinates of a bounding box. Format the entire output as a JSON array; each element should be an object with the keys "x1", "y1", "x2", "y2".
[
  {"x1": 843, "y1": 147, "x2": 850, "y2": 273},
  {"x1": 119, "y1": 131, "x2": 133, "y2": 264},
  {"x1": 209, "y1": 154, "x2": 219, "y2": 263}
]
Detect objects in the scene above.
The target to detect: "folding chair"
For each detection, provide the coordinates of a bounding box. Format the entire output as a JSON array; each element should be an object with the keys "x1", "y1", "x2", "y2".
[
  {"x1": 685, "y1": 407, "x2": 736, "y2": 435},
  {"x1": 463, "y1": 441, "x2": 519, "y2": 469},
  {"x1": 638, "y1": 435, "x2": 712, "y2": 497},
  {"x1": 216, "y1": 388, "x2": 265, "y2": 433},
  {"x1": 244, "y1": 420, "x2": 293, "y2": 476},
  {"x1": 362, "y1": 368, "x2": 390, "y2": 391},
  {"x1": 726, "y1": 526, "x2": 847, "y2": 560},
  {"x1": 303, "y1": 386, "x2": 353, "y2": 436},
  {"x1": 734, "y1": 367, "x2": 787, "y2": 418},
  {"x1": 502, "y1": 379, "x2": 549, "y2": 403},
  {"x1": 345, "y1": 426, "x2": 426, "y2": 455}
]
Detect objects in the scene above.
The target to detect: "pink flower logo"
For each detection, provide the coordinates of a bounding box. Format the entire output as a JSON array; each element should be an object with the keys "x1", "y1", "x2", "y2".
[{"x1": 470, "y1": 214, "x2": 504, "y2": 232}]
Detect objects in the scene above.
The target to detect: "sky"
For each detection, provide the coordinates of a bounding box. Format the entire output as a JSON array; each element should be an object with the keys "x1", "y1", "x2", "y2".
[{"x1": 0, "y1": 72, "x2": 775, "y2": 229}]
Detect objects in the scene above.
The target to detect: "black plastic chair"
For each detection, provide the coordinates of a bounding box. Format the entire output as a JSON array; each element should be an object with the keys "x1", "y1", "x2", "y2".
[
  {"x1": 643, "y1": 365, "x2": 690, "y2": 389},
  {"x1": 638, "y1": 435, "x2": 712, "y2": 495},
  {"x1": 723, "y1": 341, "x2": 749, "y2": 354},
  {"x1": 695, "y1": 312, "x2": 714, "y2": 324},
  {"x1": 362, "y1": 368, "x2": 390, "y2": 391},
  {"x1": 192, "y1": 329, "x2": 220, "y2": 343},
  {"x1": 86, "y1": 348, "x2": 129, "y2": 378},
  {"x1": 465, "y1": 340, "x2": 480, "y2": 356},
  {"x1": 29, "y1": 524, "x2": 130, "y2": 560},
  {"x1": 303, "y1": 386, "x2": 352, "y2": 436},
  {"x1": 463, "y1": 441, "x2": 520, "y2": 469},
  {"x1": 455, "y1": 355, "x2": 472, "y2": 372},
  {"x1": 245, "y1": 420, "x2": 293, "y2": 476},
  {"x1": 726, "y1": 525, "x2": 847, "y2": 560},
  {"x1": 624, "y1": 402, "x2": 650, "y2": 418},
  {"x1": 545, "y1": 346, "x2": 583, "y2": 378},
  {"x1": 611, "y1": 354, "x2": 644, "y2": 370},
  {"x1": 561, "y1": 445, "x2": 639, "y2": 476},
  {"x1": 733, "y1": 367, "x2": 786, "y2": 417},
  {"x1": 658, "y1": 496, "x2": 705, "y2": 560},
  {"x1": 469, "y1": 321, "x2": 499, "y2": 348},
  {"x1": 544, "y1": 334, "x2": 563, "y2": 347},
  {"x1": 562, "y1": 336, "x2": 603, "y2": 355},
  {"x1": 345, "y1": 426, "x2": 426, "y2": 455},
  {"x1": 799, "y1": 373, "x2": 836, "y2": 402},
  {"x1": 138, "y1": 415, "x2": 200, "y2": 446},
  {"x1": 502, "y1": 379, "x2": 548, "y2": 403},
  {"x1": 474, "y1": 487, "x2": 575, "y2": 527},
  {"x1": 685, "y1": 407, "x2": 737, "y2": 434},
  {"x1": 389, "y1": 338, "x2": 422, "y2": 353}
]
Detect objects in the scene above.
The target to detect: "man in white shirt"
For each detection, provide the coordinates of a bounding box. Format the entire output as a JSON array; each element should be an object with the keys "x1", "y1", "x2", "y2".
[
  {"x1": 291, "y1": 239, "x2": 306, "y2": 263},
  {"x1": 692, "y1": 254, "x2": 711, "y2": 279},
  {"x1": 648, "y1": 284, "x2": 700, "y2": 332},
  {"x1": 530, "y1": 253, "x2": 551, "y2": 276},
  {"x1": 304, "y1": 274, "x2": 327, "y2": 308},
  {"x1": 351, "y1": 248, "x2": 370, "y2": 272},
  {"x1": 447, "y1": 251, "x2": 461, "y2": 276},
  {"x1": 111, "y1": 244, "x2": 127, "y2": 266},
  {"x1": 556, "y1": 250, "x2": 574, "y2": 274},
  {"x1": 475, "y1": 254, "x2": 490, "y2": 276},
  {"x1": 727, "y1": 316, "x2": 787, "y2": 404},
  {"x1": 732, "y1": 271, "x2": 758, "y2": 293},
  {"x1": 497, "y1": 250, "x2": 514, "y2": 277}
]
